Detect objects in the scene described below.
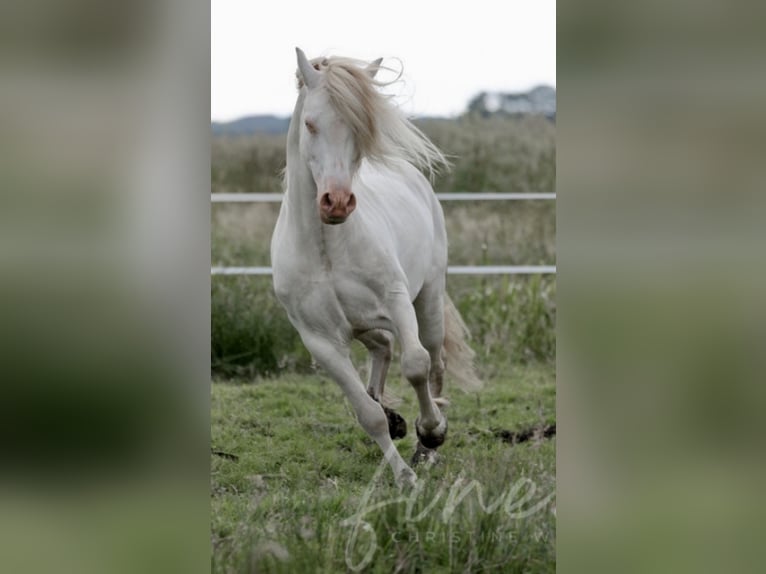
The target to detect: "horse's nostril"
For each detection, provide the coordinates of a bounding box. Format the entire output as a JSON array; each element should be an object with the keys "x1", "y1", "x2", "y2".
[
  {"x1": 347, "y1": 194, "x2": 357, "y2": 210},
  {"x1": 320, "y1": 193, "x2": 333, "y2": 209}
]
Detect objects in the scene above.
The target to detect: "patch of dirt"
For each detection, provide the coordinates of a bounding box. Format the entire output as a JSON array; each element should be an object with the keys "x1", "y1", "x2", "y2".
[
  {"x1": 492, "y1": 424, "x2": 556, "y2": 444},
  {"x1": 211, "y1": 449, "x2": 239, "y2": 462}
]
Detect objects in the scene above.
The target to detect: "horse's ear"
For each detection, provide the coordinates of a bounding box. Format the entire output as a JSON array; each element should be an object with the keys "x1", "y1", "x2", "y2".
[
  {"x1": 366, "y1": 57, "x2": 384, "y2": 79},
  {"x1": 296, "y1": 47, "x2": 319, "y2": 89}
]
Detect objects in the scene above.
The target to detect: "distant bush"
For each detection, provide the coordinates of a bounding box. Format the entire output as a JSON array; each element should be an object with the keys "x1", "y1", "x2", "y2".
[
  {"x1": 212, "y1": 133, "x2": 286, "y2": 194},
  {"x1": 418, "y1": 115, "x2": 555, "y2": 194},
  {"x1": 211, "y1": 276, "x2": 311, "y2": 378},
  {"x1": 451, "y1": 275, "x2": 556, "y2": 375}
]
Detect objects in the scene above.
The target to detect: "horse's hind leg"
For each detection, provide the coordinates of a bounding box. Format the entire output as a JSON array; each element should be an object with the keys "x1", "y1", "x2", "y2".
[
  {"x1": 412, "y1": 280, "x2": 448, "y2": 465},
  {"x1": 358, "y1": 329, "x2": 406, "y2": 440},
  {"x1": 414, "y1": 282, "x2": 447, "y2": 402},
  {"x1": 388, "y1": 289, "x2": 447, "y2": 451}
]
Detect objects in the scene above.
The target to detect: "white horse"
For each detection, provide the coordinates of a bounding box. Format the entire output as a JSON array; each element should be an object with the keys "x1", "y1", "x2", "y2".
[{"x1": 271, "y1": 48, "x2": 481, "y2": 487}]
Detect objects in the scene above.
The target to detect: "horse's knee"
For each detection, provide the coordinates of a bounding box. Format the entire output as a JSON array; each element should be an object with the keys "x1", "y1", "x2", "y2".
[{"x1": 402, "y1": 346, "x2": 430, "y2": 385}]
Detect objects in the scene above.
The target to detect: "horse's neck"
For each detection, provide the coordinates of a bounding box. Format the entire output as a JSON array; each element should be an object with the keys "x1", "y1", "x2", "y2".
[
  {"x1": 284, "y1": 156, "x2": 322, "y2": 239},
  {"x1": 283, "y1": 100, "x2": 324, "y2": 242},
  {"x1": 282, "y1": 155, "x2": 344, "y2": 277}
]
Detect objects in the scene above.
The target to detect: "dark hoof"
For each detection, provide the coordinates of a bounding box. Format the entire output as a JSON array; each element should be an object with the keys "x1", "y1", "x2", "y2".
[
  {"x1": 383, "y1": 406, "x2": 407, "y2": 440},
  {"x1": 411, "y1": 442, "x2": 441, "y2": 467},
  {"x1": 415, "y1": 415, "x2": 447, "y2": 449}
]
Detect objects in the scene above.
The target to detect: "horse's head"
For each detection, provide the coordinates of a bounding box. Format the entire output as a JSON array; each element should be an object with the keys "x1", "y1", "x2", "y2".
[{"x1": 295, "y1": 48, "x2": 382, "y2": 225}]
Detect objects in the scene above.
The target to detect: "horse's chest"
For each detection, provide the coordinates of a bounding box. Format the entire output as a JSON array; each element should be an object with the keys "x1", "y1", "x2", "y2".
[
  {"x1": 273, "y1": 226, "x2": 400, "y2": 335},
  {"x1": 331, "y1": 275, "x2": 390, "y2": 329},
  {"x1": 276, "y1": 267, "x2": 393, "y2": 336}
]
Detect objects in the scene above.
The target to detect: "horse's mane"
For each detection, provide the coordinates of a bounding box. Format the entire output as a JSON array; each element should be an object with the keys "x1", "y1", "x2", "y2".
[{"x1": 297, "y1": 56, "x2": 450, "y2": 179}]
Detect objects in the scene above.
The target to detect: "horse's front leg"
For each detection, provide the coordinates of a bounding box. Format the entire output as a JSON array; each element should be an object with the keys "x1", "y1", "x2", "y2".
[
  {"x1": 387, "y1": 291, "x2": 447, "y2": 451},
  {"x1": 358, "y1": 329, "x2": 407, "y2": 440},
  {"x1": 299, "y1": 330, "x2": 416, "y2": 488}
]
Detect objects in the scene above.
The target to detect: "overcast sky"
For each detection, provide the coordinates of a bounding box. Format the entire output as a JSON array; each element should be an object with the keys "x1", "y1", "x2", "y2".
[{"x1": 211, "y1": 1, "x2": 555, "y2": 121}]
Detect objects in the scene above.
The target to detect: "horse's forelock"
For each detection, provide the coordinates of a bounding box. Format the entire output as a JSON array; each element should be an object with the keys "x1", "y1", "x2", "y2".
[
  {"x1": 298, "y1": 55, "x2": 449, "y2": 179},
  {"x1": 322, "y1": 59, "x2": 381, "y2": 159}
]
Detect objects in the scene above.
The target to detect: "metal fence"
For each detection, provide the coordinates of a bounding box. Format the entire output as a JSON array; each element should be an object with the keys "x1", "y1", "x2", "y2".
[{"x1": 211, "y1": 193, "x2": 556, "y2": 275}]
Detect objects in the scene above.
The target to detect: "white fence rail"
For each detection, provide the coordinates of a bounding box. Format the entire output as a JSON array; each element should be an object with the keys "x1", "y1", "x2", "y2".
[{"x1": 211, "y1": 192, "x2": 556, "y2": 276}]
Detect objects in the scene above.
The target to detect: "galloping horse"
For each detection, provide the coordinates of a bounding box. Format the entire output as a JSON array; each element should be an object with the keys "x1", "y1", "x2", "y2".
[{"x1": 271, "y1": 48, "x2": 480, "y2": 487}]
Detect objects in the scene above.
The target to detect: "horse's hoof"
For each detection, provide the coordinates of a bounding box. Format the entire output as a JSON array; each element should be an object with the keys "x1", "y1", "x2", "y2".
[
  {"x1": 395, "y1": 467, "x2": 418, "y2": 490},
  {"x1": 415, "y1": 415, "x2": 447, "y2": 450},
  {"x1": 383, "y1": 406, "x2": 407, "y2": 440},
  {"x1": 411, "y1": 442, "x2": 441, "y2": 467}
]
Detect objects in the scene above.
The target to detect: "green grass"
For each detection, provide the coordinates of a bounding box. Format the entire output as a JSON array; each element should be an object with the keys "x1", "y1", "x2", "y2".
[{"x1": 211, "y1": 364, "x2": 555, "y2": 573}]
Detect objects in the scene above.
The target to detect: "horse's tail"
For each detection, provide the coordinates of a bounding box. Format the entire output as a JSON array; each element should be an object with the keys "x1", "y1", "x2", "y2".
[{"x1": 443, "y1": 294, "x2": 483, "y2": 392}]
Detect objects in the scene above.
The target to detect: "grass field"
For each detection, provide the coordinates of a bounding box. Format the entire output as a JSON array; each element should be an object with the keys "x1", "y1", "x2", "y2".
[
  {"x1": 211, "y1": 364, "x2": 556, "y2": 573},
  {"x1": 211, "y1": 112, "x2": 556, "y2": 571}
]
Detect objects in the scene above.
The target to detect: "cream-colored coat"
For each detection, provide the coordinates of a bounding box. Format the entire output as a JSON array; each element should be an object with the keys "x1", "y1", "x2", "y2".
[{"x1": 271, "y1": 49, "x2": 479, "y2": 487}]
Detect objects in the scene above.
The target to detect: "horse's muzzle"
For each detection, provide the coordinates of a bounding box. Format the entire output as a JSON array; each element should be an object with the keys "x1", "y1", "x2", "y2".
[{"x1": 318, "y1": 188, "x2": 356, "y2": 224}]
